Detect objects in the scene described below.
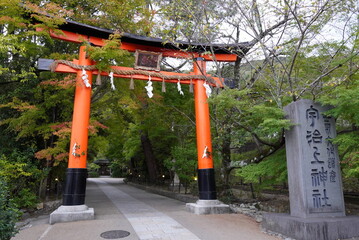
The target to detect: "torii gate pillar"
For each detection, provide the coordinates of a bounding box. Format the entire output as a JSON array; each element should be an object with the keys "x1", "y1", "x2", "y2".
[
  {"x1": 50, "y1": 46, "x2": 94, "y2": 224},
  {"x1": 63, "y1": 46, "x2": 91, "y2": 205},
  {"x1": 186, "y1": 58, "x2": 230, "y2": 214},
  {"x1": 193, "y1": 58, "x2": 216, "y2": 200}
]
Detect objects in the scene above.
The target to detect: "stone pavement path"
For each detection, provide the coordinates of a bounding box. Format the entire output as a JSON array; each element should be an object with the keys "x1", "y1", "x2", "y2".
[
  {"x1": 12, "y1": 177, "x2": 280, "y2": 240},
  {"x1": 95, "y1": 178, "x2": 200, "y2": 240}
]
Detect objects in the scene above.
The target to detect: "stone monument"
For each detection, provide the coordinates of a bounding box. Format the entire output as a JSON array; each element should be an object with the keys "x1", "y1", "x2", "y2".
[{"x1": 262, "y1": 99, "x2": 359, "y2": 240}]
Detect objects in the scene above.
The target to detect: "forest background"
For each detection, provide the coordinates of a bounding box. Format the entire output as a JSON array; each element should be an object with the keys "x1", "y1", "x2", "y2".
[{"x1": 0, "y1": 0, "x2": 358, "y2": 238}]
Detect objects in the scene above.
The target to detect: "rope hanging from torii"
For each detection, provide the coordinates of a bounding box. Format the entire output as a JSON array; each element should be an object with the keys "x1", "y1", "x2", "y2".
[{"x1": 49, "y1": 59, "x2": 218, "y2": 86}]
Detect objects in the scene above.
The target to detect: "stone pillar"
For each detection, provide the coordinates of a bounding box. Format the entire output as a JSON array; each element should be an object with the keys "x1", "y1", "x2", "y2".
[
  {"x1": 186, "y1": 58, "x2": 229, "y2": 214},
  {"x1": 262, "y1": 99, "x2": 359, "y2": 240},
  {"x1": 286, "y1": 99, "x2": 345, "y2": 217},
  {"x1": 50, "y1": 46, "x2": 94, "y2": 224}
]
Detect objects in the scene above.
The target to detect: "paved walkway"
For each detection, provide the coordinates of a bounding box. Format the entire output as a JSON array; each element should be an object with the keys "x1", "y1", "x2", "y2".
[{"x1": 12, "y1": 177, "x2": 280, "y2": 240}]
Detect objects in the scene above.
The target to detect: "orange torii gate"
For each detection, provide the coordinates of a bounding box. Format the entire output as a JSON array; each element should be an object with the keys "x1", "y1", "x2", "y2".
[{"x1": 41, "y1": 20, "x2": 247, "y2": 222}]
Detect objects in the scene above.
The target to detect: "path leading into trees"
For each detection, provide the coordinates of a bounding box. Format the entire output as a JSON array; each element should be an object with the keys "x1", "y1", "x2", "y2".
[{"x1": 12, "y1": 177, "x2": 280, "y2": 240}]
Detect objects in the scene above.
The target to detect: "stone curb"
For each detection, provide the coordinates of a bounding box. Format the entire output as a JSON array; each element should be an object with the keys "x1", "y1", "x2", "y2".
[
  {"x1": 127, "y1": 182, "x2": 198, "y2": 203},
  {"x1": 16, "y1": 199, "x2": 62, "y2": 229}
]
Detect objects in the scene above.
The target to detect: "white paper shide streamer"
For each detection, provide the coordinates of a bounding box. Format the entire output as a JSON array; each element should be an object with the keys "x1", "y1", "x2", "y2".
[
  {"x1": 82, "y1": 69, "x2": 91, "y2": 88},
  {"x1": 72, "y1": 142, "x2": 79, "y2": 157},
  {"x1": 203, "y1": 82, "x2": 212, "y2": 98},
  {"x1": 177, "y1": 79, "x2": 184, "y2": 95},
  {"x1": 109, "y1": 72, "x2": 116, "y2": 90},
  {"x1": 145, "y1": 75, "x2": 154, "y2": 98},
  {"x1": 202, "y1": 146, "x2": 209, "y2": 158}
]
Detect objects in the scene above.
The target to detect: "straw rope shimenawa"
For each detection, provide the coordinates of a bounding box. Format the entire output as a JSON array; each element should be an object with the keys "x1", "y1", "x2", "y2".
[{"x1": 50, "y1": 60, "x2": 219, "y2": 86}]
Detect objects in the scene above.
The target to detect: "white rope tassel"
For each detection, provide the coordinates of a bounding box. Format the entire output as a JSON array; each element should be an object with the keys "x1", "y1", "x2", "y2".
[
  {"x1": 202, "y1": 146, "x2": 209, "y2": 158},
  {"x1": 109, "y1": 72, "x2": 116, "y2": 90},
  {"x1": 177, "y1": 79, "x2": 184, "y2": 95},
  {"x1": 203, "y1": 82, "x2": 212, "y2": 98},
  {"x1": 145, "y1": 75, "x2": 154, "y2": 98},
  {"x1": 82, "y1": 69, "x2": 91, "y2": 88}
]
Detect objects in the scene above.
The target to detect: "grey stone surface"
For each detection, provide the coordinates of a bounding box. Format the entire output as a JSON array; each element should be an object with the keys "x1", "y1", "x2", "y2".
[
  {"x1": 284, "y1": 99, "x2": 345, "y2": 218},
  {"x1": 262, "y1": 100, "x2": 359, "y2": 240},
  {"x1": 262, "y1": 213, "x2": 359, "y2": 240},
  {"x1": 49, "y1": 205, "x2": 94, "y2": 224},
  {"x1": 12, "y1": 178, "x2": 279, "y2": 240},
  {"x1": 94, "y1": 178, "x2": 201, "y2": 240},
  {"x1": 186, "y1": 199, "x2": 231, "y2": 214}
]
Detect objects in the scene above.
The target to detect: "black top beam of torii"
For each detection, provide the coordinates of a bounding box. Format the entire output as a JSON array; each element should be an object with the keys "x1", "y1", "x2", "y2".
[
  {"x1": 39, "y1": 19, "x2": 251, "y2": 62},
  {"x1": 58, "y1": 20, "x2": 251, "y2": 57}
]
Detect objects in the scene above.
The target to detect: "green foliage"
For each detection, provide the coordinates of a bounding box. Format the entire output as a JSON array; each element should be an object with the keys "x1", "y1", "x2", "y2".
[
  {"x1": 88, "y1": 163, "x2": 100, "y2": 172},
  {"x1": 122, "y1": 124, "x2": 142, "y2": 161},
  {"x1": 210, "y1": 88, "x2": 292, "y2": 136},
  {"x1": 164, "y1": 144, "x2": 197, "y2": 184},
  {"x1": 0, "y1": 154, "x2": 43, "y2": 209},
  {"x1": 330, "y1": 132, "x2": 359, "y2": 172},
  {"x1": 319, "y1": 75, "x2": 359, "y2": 179},
  {"x1": 0, "y1": 155, "x2": 32, "y2": 181},
  {"x1": 235, "y1": 148, "x2": 287, "y2": 188},
  {"x1": 45, "y1": 0, "x2": 152, "y2": 34},
  {"x1": 249, "y1": 105, "x2": 292, "y2": 136},
  {"x1": 0, "y1": 178, "x2": 20, "y2": 240},
  {"x1": 110, "y1": 160, "x2": 126, "y2": 178},
  {"x1": 13, "y1": 188, "x2": 38, "y2": 209},
  {"x1": 209, "y1": 87, "x2": 292, "y2": 179},
  {"x1": 86, "y1": 34, "x2": 133, "y2": 72},
  {"x1": 320, "y1": 80, "x2": 359, "y2": 125},
  {"x1": 88, "y1": 162, "x2": 101, "y2": 178}
]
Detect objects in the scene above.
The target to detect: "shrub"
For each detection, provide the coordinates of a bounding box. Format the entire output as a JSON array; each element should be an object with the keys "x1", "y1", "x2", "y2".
[
  {"x1": 13, "y1": 188, "x2": 38, "y2": 209},
  {"x1": 0, "y1": 178, "x2": 20, "y2": 240},
  {"x1": 88, "y1": 171, "x2": 100, "y2": 178}
]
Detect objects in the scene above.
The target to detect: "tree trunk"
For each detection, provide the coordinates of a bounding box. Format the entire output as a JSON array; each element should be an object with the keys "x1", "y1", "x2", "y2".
[
  {"x1": 129, "y1": 157, "x2": 136, "y2": 177},
  {"x1": 38, "y1": 178, "x2": 46, "y2": 199},
  {"x1": 250, "y1": 183, "x2": 256, "y2": 199},
  {"x1": 45, "y1": 107, "x2": 57, "y2": 198},
  {"x1": 140, "y1": 133, "x2": 158, "y2": 182}
]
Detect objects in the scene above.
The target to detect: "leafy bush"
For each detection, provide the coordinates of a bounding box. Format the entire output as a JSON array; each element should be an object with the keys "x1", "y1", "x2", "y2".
[
  {"x1": 164, "y1": 144, "x2": 197, "y2": 193},
  {"x1": 0, "y1": 154, "x2": 41, "y2": 209},
  {"x1": 235, "y1": 148, "x2": 287, "y2": 190},
  {"x1": 13, "y1": 188, "x2": 38, "y2": 209},
  {"x1": 109, "y1": 158, "x2": 130, "y2": 178},
  {"x1": 88, "y1": 171, "x2": 100, "y2": 178},
  {"x1": 88, "y1": 163, "x2": 100, "y2": 172},
  {"x1": 110, "y1": 165, "x2": 124, "y2": 178},
  {"x1": 0, "y1": 178, "x2": 20, "y2": 240},
  {"x1": 88, "y1": 163, "x2": 101, "y2": 178}
]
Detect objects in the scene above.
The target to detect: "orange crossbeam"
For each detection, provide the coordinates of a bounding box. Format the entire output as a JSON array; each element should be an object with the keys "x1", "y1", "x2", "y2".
[
  {"x1": 53, "y1": 62, "x2": 224, "y2": 87},
  {"x1": 47, "y1": 29, "x2": 237, "y2": 62}
]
